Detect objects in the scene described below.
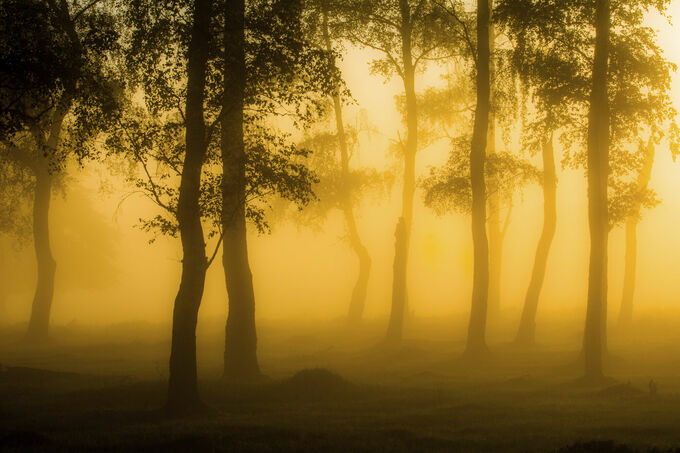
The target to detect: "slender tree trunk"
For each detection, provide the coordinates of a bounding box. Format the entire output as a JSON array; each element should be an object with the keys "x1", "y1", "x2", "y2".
[
  {"x1": 0, "y1": 237, "x2": 6, "y2": 324},
  {"x1": 618, "y1": 139, "x2": 654, "y2": 327},
  {"x1": 321, "y1": 10, "x2": 372, "y2": 323},
  {"x1": 486, "y1": 8, "x2": 502, "y2": 317},
  {"x1": 583, "y1": 0, "x2": 610, "y2": 380},
  {"x1": 386, "y1": 0, "x2": 417, "y2": 344},
  {"x1": 26, "y1": 168, "x2": 56, "y2": 342},
  {"x1": 166, "y1": 0, "x2": 212, "y2": 413},
  {"x1": 222, "y1": 0, "x2": 260, "y2": 380},
  {"x1": 0, "y1": 287, "x2": 5, "y2": 324},
  {"x1": 618, "y1": 218, "x2": 637, "y2": 326},
  {"x1": 515, "y1": 135, "x2": 557, "y2": 345},
  {"x1": 24, "y1": 105, "x2": 66, "y2": 342},
  {"x1": 345, "y1": 211, "x2": 371, "y2": 323},
  {"x1": 464, "y1": 0, "x2": 491, "y2": 358}
]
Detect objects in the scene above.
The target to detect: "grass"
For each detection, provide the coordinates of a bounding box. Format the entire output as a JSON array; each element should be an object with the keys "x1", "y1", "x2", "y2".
[{"x1": 2, "y1": 316, "x2": 680, "y2": 452}]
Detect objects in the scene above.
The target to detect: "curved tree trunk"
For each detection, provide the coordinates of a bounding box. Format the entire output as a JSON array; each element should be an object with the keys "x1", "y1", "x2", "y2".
[
  {"x1": 583, "y1": 0, "x2": 610, "y2": 380},
  {"x1": 346, "y1": 213, "x2": 371, "y2": 323},
  {"x1": 321, "y1": 10, "x2": 372, "y2": 324},
  {"x1": 515, "y1": 135, "x2": 557, "y2": 345},
  {"x1": 222, "y1": 0, "x2": 260, "y2": 381},
  {"x1": 26, "y1": 168, "x2": 55, "y2": 342},
  {"x1": 618, "y1": 139, "x2": 654, "y2": 327},
  {"x1": 336, "y1": 90, "x2": 372, "y2": 325},
  {"x1": 464, "y1": 0, "x2": 491, "y2": 358},
  {"x1": 166, "y1": 0, "x2": 212, "y2": 413},
  {"x1": 386, "y1": 0, "x2": 418, "y2": 344}
]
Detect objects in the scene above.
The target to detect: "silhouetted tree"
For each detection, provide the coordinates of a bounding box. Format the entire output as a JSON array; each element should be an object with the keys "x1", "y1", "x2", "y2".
[
  {"x1": 294, "y1": 114, "x2": 388, "y2": 322},
  {"x1": 496, "y1": 0, "x2": 677, "y2": 349},
  {"x1": 494, "y1": 1, "x2": 568, "y2": 346},
  {"x1": 221, "y1": 0, "x2": 259, "y2": 381},
  {"x1": 582, "y1": 0, "x2": 610, "y2": 380},
  {"x1": 433, "y1": 0, "x2": 492, "y2": 356},
  {"x1": 420, "y1": 70, "x2": 540, "y2": 271},
  {"x1": 317, "y1": 5, "x2": 373, "y2": 323},
  {"x1": 112, "y1": 0, "x2": 327, "y2": 402},
  {"x1": 465, "y1": 0, "x2": 491, "y2": 357},
  {"x1": 115, "y1": 0, "x2": 221, "y2": 412},
  {"x1": 615, "y1": 139, "x2": 656, "y2": 327},
  {"x1": 219, "y1": 0, "x2": 335, "y2": 380},
  {"x1": 0, "y1": 0, "x2": 121, "y2": 342},
  {"x1": 515, "y1": 136, "x2": 557, "y2": 346},
  {"x1": 417, "y1": 50, "x2": 526, "y2": 323},
  {"x1": 335, "y1": 0, "x2": 457, "y2": 344},
  {"x1": 169, "y1": 0, "x2": 213, "y2": 412}
]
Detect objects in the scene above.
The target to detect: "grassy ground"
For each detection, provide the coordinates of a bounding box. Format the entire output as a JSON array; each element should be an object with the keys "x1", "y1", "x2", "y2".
[{"x1": 2, "y1": 316, "x2": 680, "y2": 452}]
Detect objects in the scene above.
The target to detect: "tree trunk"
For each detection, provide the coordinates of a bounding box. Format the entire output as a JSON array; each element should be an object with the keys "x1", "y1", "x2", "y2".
[
  {"x1": 515, "y1": 135, "x2": 557, "y2": 345},
  {"x1": 386, "y1": 0, "x2": 417, "y2": 344},
  {"x1": 583, "y1": 0, "x2": 610, "y2": 380},
  {"x1": 618, "y1": 139, "x2": 654, "y2": 327},
  {"x1": 486, "y1": 8, "x2": 502, "y2": 317},
  {"x1": 0, "y1": 237, "x2": 6, "y2": 324},
  {"x1": 321, "y1": 10, "x2": 372, "y2": 324},
  {"x1": 464, "y1": 0, "x2": 491, "y2": 358},
  {"x1": 346, "y1": 213, "x2": 371, "y2": 323},
  {"x1": 24, "y1": 105, "x2": 67, "y2": 343},
  {"x1": 166, "y1": 0, "x2": 212, "y2": 413},
  {"x1": 222, "y1": 0, "x2": 260, "y2": 380},
  {"x1": 26, "y1": 168, "x2": 56, "y2": 342}
]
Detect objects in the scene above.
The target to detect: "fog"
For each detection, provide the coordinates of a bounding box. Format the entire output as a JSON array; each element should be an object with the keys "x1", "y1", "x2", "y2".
[{"x1": 3, "y1": 0, "x2": 680, "y2": 451}]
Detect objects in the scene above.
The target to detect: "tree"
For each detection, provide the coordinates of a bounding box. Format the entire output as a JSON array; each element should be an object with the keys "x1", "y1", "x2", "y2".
[
  {"x1": 112, "y1": 0, "x2": 325, "y2": 404},
  {"x1": 582, "y1": 0, "x2": 610, "y2": 380},
  {"x1": 420, "y1": 70, "x2": 540, "y2": 290},
  {"x1": 114, "y1": 0, "x2": 221, "y2": 412},
  {"x1": 222, "y1": 0, "x2": 259, "y2": 381},
  {"x1": 433, "y1": 0, "x2": 492, "y2": 356},
  {"x1": 0, "y1": 0, "x2": 121, "y2": 342},
  {"x1": 464, "y1": 0, "x2": 491, "y2": 357},
  {"x1": 496, "y1": 0, "x2": 677, "y2": 349},
  {"x1": 167, "y1": 0, "x2": 213, "y2": 412},
  {"x1": 336, "y1": 0, "x2": 455, "y2": 343},
  {"x1": 515, "y1": 135, "x2": 557, "y2": 345},
  {"x1": 294, "y1": 116, "x2": 387, "y2": 322},
  {"x1": 614, "y1": 139, "x2": 656, "y2": 327},
  {"x1": 485, "y1": 0, "x2": 504, "y2": 317},
  {"x1": 219, "y1": 0, "x2": 336, "y2": 380},
  {"x1": 320, "y1": 5, "x2": 373, "y2": 323},
  {"x1": 494, "y1": 1, "x2": 566, "y2": 346},
  {"x1": 417, "y1": 43, "x2": 525, "y2": 324}
]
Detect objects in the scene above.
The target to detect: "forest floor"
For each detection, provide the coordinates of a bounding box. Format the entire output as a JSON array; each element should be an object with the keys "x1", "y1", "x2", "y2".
[{"x1": 2, "y1": 315, "x2": 680, "y2": 452}]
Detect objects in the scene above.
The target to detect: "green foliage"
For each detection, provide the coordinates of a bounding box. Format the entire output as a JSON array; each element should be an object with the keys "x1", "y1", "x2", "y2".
[
  {"x1": 333, "y1": 0, "x2": 463, "y2": 81},
  {"x1": 112, "y1": 0, "x2": 337, "y2": 241},
  {"x1": 0, "y1": 156, "x2": 33, "y2": 242},
  {"x1": 0, "y1": 0, "x2": 124, "y2": 205},
  {"x1": 496, "y1": 0, "x2": 677, "y2": 228},
  {"x1": 293, "y1": 116, "x2": 391, "y2": 229},
  {"x1": 415, "y1": 61, "x2": 532, "y2": 218},
  {"x1": 422, "y1": 138, "x2": 541, "y2": 216},
  {"x1": 608, "y1": 180, "x2": 659, "y2": 227}
]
